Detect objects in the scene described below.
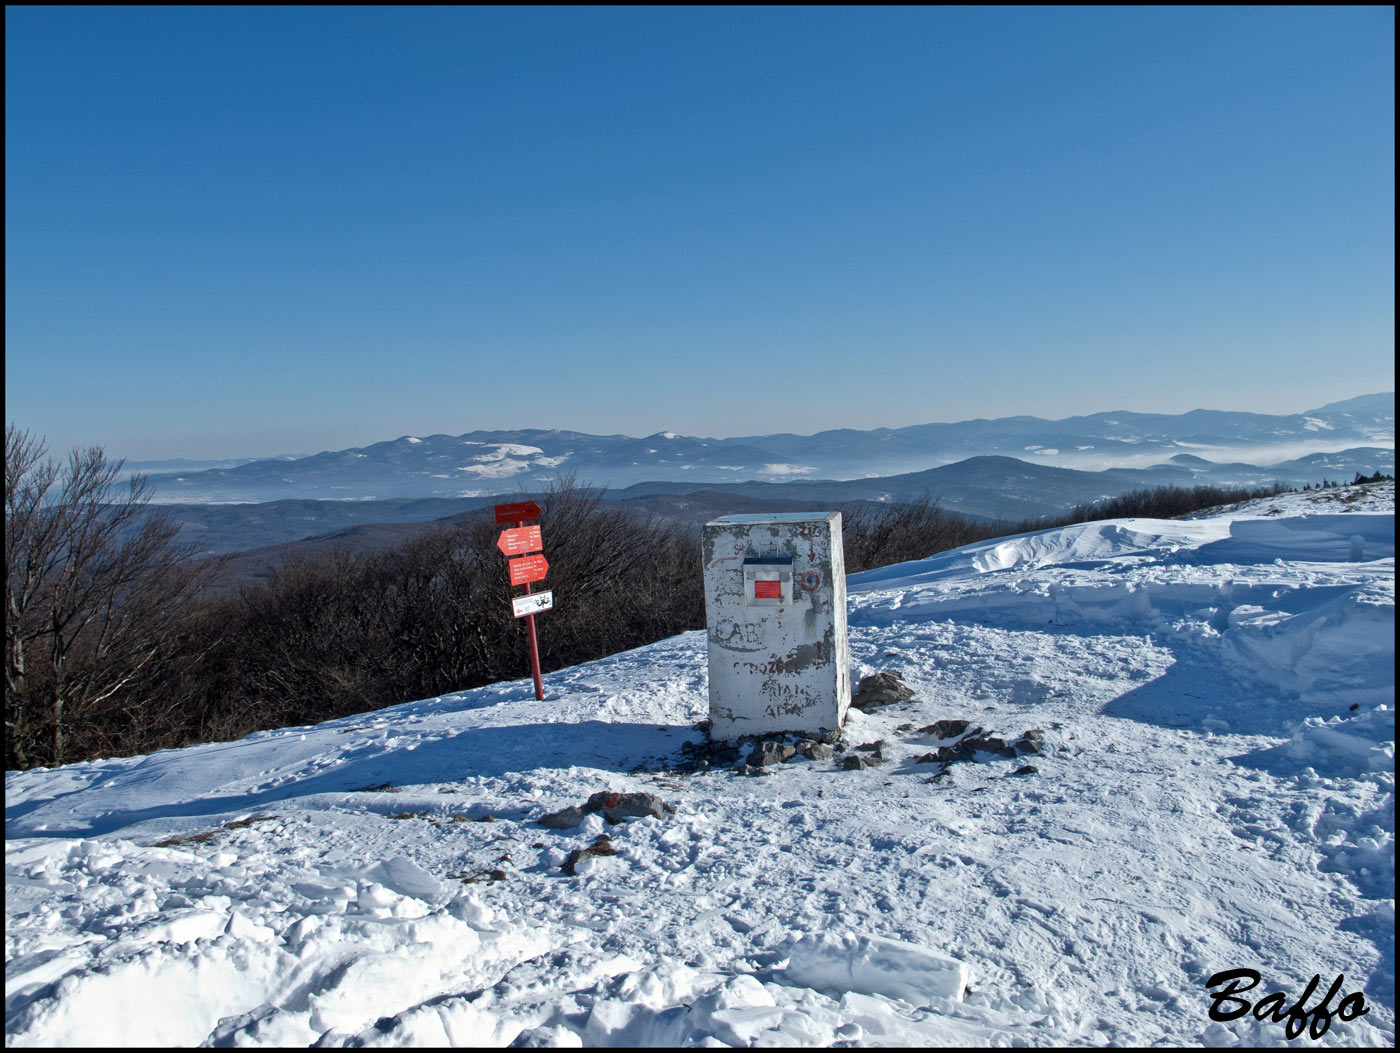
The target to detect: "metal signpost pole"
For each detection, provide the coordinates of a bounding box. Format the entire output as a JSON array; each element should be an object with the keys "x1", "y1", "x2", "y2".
[
  {"x1": 517, "y1": 517, "x2": 544, "y2": 701},
  {"x1": 495, "y1": 501, "x2": 548, "y2": 702}
]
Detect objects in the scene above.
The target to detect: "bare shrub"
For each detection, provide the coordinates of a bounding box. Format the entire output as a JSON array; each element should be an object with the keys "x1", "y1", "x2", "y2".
[
  {"x1": 1060, "y1": 482, "x2": 1289, "y2": 524},
  {"x1": 5, "y1": 426, "x2": 220, "y2": 768},
  {"x1": 841, "y1": 495, "x2": 1006, "y2": 575},
  {"x1": 179, "y1": 476, "x2": 705, "y2": 748},
  {"x1": 532, "y1": 476, "x2": 703, "y2": 668}
]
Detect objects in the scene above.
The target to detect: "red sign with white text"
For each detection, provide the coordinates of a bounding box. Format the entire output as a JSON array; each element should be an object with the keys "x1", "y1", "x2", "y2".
[
  {"x1": 494, "y1": 501, "x2": 541, "y2": 524},
  {"x1": 754, "y1": 580, "x2": 782, "y2": 599},
  {"x1": 497, "y1": 525, "x2": 543, "y2": 557},
  {"x1": 508, "y1": 553, "x2": 549, "y2": 586}
]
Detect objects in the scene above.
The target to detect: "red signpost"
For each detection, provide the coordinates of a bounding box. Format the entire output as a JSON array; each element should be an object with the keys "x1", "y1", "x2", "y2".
[
  {"x1": 494, "y1": 501, "x2": 547, "y2": 700},
  {"x1": 493, "y1": 501, "x2": 541, "y2": 524},
  {"x1": 497, "y1": 524, "x2": 543, "y2": 557},
  {"x1": 508, "y1": 553, "x2": 549, "y2": 586}
]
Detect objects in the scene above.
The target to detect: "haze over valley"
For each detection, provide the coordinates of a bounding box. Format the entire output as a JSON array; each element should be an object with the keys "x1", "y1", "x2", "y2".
[{"x1": 125, "y1": 393, "x2": 1394, "y2": 560}]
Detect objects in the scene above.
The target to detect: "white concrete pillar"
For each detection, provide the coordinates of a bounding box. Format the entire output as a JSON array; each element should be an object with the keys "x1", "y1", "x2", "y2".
[{"x1": 701, "y1": 512, "x2": 850, "y2": 740}]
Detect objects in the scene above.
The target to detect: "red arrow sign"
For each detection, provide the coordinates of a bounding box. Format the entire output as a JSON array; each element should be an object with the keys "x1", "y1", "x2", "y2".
[
  {"x1": 494, "y1": 500, "x2": 541, "y2": 524},
  {"x1": 508, "y1": 553, "x2": 549, "y2": 586},
  {"x1": 497, "y1": 524, "x2": 543, "y2": 557}
]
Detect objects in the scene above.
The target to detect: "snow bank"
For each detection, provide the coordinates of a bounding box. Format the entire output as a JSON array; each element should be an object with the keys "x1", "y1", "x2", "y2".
[
  {"x1": 1221, "y1": 575, "x2": 1395, "y2": 706},
  {"x1": 1194, "y1": 513, "x2": 1394, "y2": 564},
  {"x1": 850, "y1": 506, "x2": 1395, "y2": 716},
  {"x1": 1279, "y1": 705, "x2": 1397, "y2": 780},
  {"x1": 3, "y1": 833, "x2": 548, "y2": 1047},
  {"x1": 784, "y1": 932, "x2": 969, "y2": 1005}
]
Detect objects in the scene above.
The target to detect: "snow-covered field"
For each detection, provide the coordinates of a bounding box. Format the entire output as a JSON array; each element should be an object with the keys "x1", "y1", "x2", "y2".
[{"x1": 6, "y1": 483, "x2": 1394, "y2": 1047}]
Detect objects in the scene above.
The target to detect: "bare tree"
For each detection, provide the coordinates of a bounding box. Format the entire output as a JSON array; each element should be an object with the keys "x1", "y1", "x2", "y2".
[{"x1": 5, "y1": 426, "x2": 218, "y2": 768}]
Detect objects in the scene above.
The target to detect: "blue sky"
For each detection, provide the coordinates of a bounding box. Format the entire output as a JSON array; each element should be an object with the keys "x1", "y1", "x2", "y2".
[{"x1": 5, "y1": 6, "x2": 1394, "y2": 461}]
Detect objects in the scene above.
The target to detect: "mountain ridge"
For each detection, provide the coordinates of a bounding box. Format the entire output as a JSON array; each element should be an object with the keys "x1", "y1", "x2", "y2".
[
  {"x1": 152, "y1": 447, "x2": 1396, "y2": 562},
  {"x1": 146, "y1": 392, "x2": 1393, "y2": 505}
]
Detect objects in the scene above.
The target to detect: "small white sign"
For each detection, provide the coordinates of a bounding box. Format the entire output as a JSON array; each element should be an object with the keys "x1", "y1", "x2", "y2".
[{"x1": 512, "y1": 590, "x2": 554, "y2": 618}]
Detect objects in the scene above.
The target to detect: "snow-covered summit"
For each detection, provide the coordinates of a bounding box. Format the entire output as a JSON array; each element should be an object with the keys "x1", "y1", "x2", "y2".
[{"x1": 5, "y1": 483, "x2": 1394, "y2": 1047}]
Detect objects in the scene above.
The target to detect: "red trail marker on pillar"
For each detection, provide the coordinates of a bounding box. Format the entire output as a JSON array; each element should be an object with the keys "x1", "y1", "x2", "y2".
[{"x1": 494, "y1": 502, "x2": 547, "y2": 700}]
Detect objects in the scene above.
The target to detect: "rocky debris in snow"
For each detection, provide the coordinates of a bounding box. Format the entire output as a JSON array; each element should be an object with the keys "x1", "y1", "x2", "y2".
[
  {"x1": 921, "y1": 733, "x2": 1020, "y2": 764},
  {"x1": 1012, "y1": 765, "x2": 1039, "y2": 776},
  {"x1": 561, "y1": 835, "x2": 618, "y2": 876},
  {"x1": 749, "y1": 741, "x2": 798, "y2": 767},
  {"x1": 539, "y1": 791, "x2": 674, "y2": 828},
  {"x1": 842, "y1": 754, "x2": 880, "y2": 771},
  {"x1": 910, "y1": 725, "x2": 1048, "y2": 774},
  {"x1": 682, "y1": 726, "x2": 931, "y2": 773},
  {"x1": 686, "y1": 739, "x2": 742, "y2": 766},
  {"x1": 681, "y1": 728, "x2": 844, "y2": 773},
  {"x1": 850, "y1": 670, "x2": 916, "y2": 710},
  {"x1": 919, "y1": 719, "x2": 974, "y2": 740},
  {"x1": 538, "y1": 805, "x2": 588, "y2": 829},
  {"x1": 972, "y1": 735, "x2": 1020, "y2": 758},
  {"x1": 150, "y1": 813, "x2": 280, "y2": 848},
  {"x1": 753, "y1": 715, "x2": 1050, "y2": 779},
  {"x1": 585, "y1": 791, "x2": 673, "y2": 823},
  {"x1": 455, "y1": 867, "x2": 508, "y2": 884}
]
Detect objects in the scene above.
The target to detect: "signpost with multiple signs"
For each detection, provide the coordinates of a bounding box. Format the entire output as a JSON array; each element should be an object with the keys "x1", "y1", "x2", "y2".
[{"x1": 494, "y1": 501, "x2": 548, "y2": 700}]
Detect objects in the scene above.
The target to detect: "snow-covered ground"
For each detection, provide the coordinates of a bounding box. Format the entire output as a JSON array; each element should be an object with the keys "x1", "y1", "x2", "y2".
[{"x1": 6, "y1": 483, "x2": 1394, "y2": 1047}]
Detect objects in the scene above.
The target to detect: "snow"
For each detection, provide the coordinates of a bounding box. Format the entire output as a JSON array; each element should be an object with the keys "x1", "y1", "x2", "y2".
[
  {"x1": 5, "y1": 482, "x2": 1394, "y2": 1047},
  {"x1": 455, "y1": 463, "x2": 529, "y2": 478},
  {"x1": 785, "y1": 933, "x2": 969, "y2": 1004},
  {"x1": 451, "y1": 443, "x2": 554, "y2": 478},
  {"x1": 472, "y1": 443, "x2": 545, "y2": 461}
]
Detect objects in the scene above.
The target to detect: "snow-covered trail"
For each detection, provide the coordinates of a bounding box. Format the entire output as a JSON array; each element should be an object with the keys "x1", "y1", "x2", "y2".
[{"x1": 6, "y1": 484, "x2": 1394, "y2": 1047}]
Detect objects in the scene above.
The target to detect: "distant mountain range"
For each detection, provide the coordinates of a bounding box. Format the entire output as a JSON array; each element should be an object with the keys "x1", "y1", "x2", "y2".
[
  {"x1": 609, "y1": 448, "x2": 1397, "y2": 520},
  {"x1": 146, "y1": 392, "x2": 1393, "y2": 505},
  {"x1": 155, "y1": 445, "x2": 1395, "y2": 567}
]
